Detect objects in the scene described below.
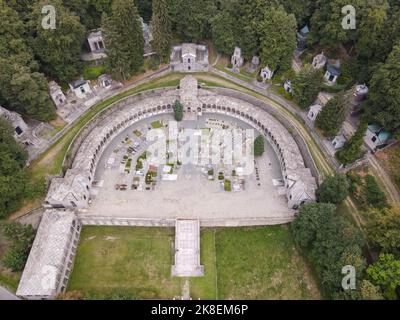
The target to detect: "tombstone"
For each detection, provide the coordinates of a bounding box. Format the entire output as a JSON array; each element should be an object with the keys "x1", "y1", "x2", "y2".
[
  {"x1": 246, "y1": 56, "x2": 260, "y2": 73},
  {"x1": 260, "y1": 66, "x2": 274, "y2": 81},
  {"x1": 312, "y1": 52, "x2": 327, "y2": 70},
  {"x1": 231, "y1": 47, "x2": 244, "y2": 69},
  {"x1": 48, "y1": 81, "x2": 67, "y2": 108}
]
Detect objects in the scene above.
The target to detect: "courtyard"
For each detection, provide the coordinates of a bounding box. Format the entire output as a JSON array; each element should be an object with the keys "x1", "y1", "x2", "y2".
[
  {"x1": 84, "y1": 113, "x2": 292, "y2": 221},
  {"x1": 67, "y1": 225, "x2": 320, "y2": 300}
]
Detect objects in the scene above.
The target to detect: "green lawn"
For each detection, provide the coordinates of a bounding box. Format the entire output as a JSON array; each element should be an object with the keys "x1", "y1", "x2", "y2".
[
  {"x1": 68, "y1": 227, "x2": 182, "y2": 299},
  {"x1": 67, "y1": 225, "x2": 320, "y2": 300}
]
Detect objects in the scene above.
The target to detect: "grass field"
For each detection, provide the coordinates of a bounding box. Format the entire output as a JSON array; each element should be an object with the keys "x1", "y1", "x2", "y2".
[{"x1": 67, "y1": 225, "x2": 320, "y2": 300}]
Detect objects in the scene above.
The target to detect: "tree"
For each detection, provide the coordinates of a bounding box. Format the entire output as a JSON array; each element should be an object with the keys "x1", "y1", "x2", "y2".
[
  {"x1": 29, "y1": 0, "x2": 86, "y2": 84},
  {"x1": 364, "y1": 42, "x2": 400, "y2": 137},
  {"x1": 317, "y1": 173, "x2": 349, "y2": 205},
  {"x1": 0, "y1": 2, "x2": 36, "y2": 68},
  {"x1": 362, "y1": 175, "x2": 388, "y2": 209},
  {"x1": 253, "y1": 135, "x2": 265, "y2": 156},
  {"x1": 0, "y1": 60, "x2": 56, "y2": 121},
  {"x1": 0, "y1": 3, "x2": 56, "y2": 121},
  {"x1": 292, "y1": 202, "x2": 365, "y2": 297},
  {"x1": 280, "y1": 0, "x2": 313, "y2": 27},
  {"x1": 210, "y1": 11, "x2": 236, "y2": 56},
  {"x1": 258, "y1": 5, "x2": 297, "y2": 73},
  {"x1": 1, "y1": 221, "x2": 35, "y2": 271},
  {"x1": 135, "y1": 0, "x2": 153, "y2": 23},
  {"x1": 309, "y1": 0, "x2": 363, "y2": 47},
  {"x1": 359, "y1": 280, "x2": 384, "y2": 300},
  {"x1": 315, "y1": 93, "x2": 347, "y2": 137},
  {"x1": 102, "y1": 0, "x2": 144, "y2": 81},
  {"x1": 0, "y1": 119, "x2": 29, "y2": 217},
  {"x1": 150, "y1": 0, "x2": 171, "y2": 63},
  {"x1": 169, "y1": 0, "x2": 216, "y2": 42},
  {"x1": 292, "y1": 64, "x2": 323, "y2": 109},
  {"x1": 173, "y1": 100, "x2": 183, "y2": 121},
  {"x1": 336, "y1": 122, "x2": 367, "y2": 165},
  {"x1": 367, "y1": 206, "x2": 400, "y2": 254},
  {"x1": 354, "y1": 0, "x2": 391, "y2": 83},
  {"x1": 291, "y1": 203, "x2": 336, "y2": 248},
  {"x1": 367, "y1": 253, "x2": 400, "y2": 299}
]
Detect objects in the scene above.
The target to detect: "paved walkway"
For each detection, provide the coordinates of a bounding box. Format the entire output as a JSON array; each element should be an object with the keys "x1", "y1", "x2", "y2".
[
  {"x1": 0, "y1": 286, "x2": 19, "y2": 300},
  {"x1": 172, "y1": 220, "x2": 204, "y2": 277},
  {"x1": 368, "y1": 153, "x2": 400, "y2": 204}
]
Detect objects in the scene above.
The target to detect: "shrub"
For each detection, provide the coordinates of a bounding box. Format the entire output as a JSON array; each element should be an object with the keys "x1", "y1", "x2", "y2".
[
  {"x1": 253, "y1": 135, "x2": 265, "y2": 156},
  {"x1": 227, "y1": 62, "x2": 233, "y2": 69},
  {"x1": 83, "y1": 65, "x2": 108, "y2": 80},
  {"x1": 277, "y1": 87, "x2": 286, "y2": 95}
]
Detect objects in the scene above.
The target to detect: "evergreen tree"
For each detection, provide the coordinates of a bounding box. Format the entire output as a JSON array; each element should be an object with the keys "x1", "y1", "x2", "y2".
[
  {"x1": 169, "y1": 0, "x2": 216, "y2": 42},
  {"x1": 29, "y1": 0, "x2": 86, "y2": 84},
  {"x1": 258, "y1": 5, "x2": 297, "y2": 73},
  {"x1": 0, "y1": 119, "x2": 29, "y2": 217},
  {"x1": 0, "y1": 2, "x2": 56, "y2": 121},
  {"x1": 253, "y1": 135, "x2": 265, "y2": 156},
  {"x1": 317, "y1": 173, "x2": 349, "y2": 205},
  {"x1": 336, "y1": 122, "x2": 367, "y2": 165},
  {"x1": 315, "y1": 93, "x2": 347, "y2": 137},
  {"x1": 102, "y1": 0, "x2": 144, "y2": 81},
  {"x1": 173, "y1": 100, "x2": 183, "y2": 121},
  {"x1": 0, "y1": 59, "x2": 56, "y2": 121},
  {"x1": 210, "y1": 11, "x2": 236, "y2": 56},
  {"x1": 364, "y1": 42, "x2": 400, "y2": 137},
  {"x1": 150, "y1": 0, "x2": 171, "y2": 63},
  {"x1": 292, "y1": 64, "x2": 323, "y2": 109}
]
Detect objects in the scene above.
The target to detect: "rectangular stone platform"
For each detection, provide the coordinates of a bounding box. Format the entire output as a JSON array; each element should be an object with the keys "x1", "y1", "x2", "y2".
[{"x1": 172, "y1": 219, "x2": 204, "y2": 277}]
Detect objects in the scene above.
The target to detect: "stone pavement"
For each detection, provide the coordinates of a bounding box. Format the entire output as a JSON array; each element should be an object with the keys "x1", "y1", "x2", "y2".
[{"x1": 172, "y1": 220, "x2": 204, "y2": 277}]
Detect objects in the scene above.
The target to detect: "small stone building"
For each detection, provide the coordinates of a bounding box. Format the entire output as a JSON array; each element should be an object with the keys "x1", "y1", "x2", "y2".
[
  {"x1": 98, "y1": 74, "x2": 113, "y2": 88},
  {"x1": 364, "y1": 124, "x2": 391, "y2": 151},
  {"x1": 69, "y1": 78, "x2": 93, "y2": 99},
  {"x1": 87, "y1": 29, "x2": 105, "y2": 53},
  {"x1": 260, "y1": 66, "x2": 274, "y2": 81},
  {"x1": 0, "y1": 105, "x2": 29, "y2": 139},
  {"x1": 297, "y1": 25, "x2": 309, "y2": 51},
  {"x1": 332, "y1": 134, "x2": 347, "y2": 149},
  {"x1": 307, "y1": 104, "x2": 323, "y2": 122},
  {"x1": 170, "y1": 43, "x2": 209, "y2": 72},
  {"x1": 324, "y1": 64, "x2": 341, "y2": 85},
  {"x1": 284, "y1": 80, "x2": 293, "y2": 93},
  {"x1": 231, "y1": 47, "x2": 244, "y2": 69},
  {"x1": 48, "y1": 81, "x2": 67, "y2": 108},
  {"x1": 312, "y1": 52, "x2": 327, "y2": 70}
]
